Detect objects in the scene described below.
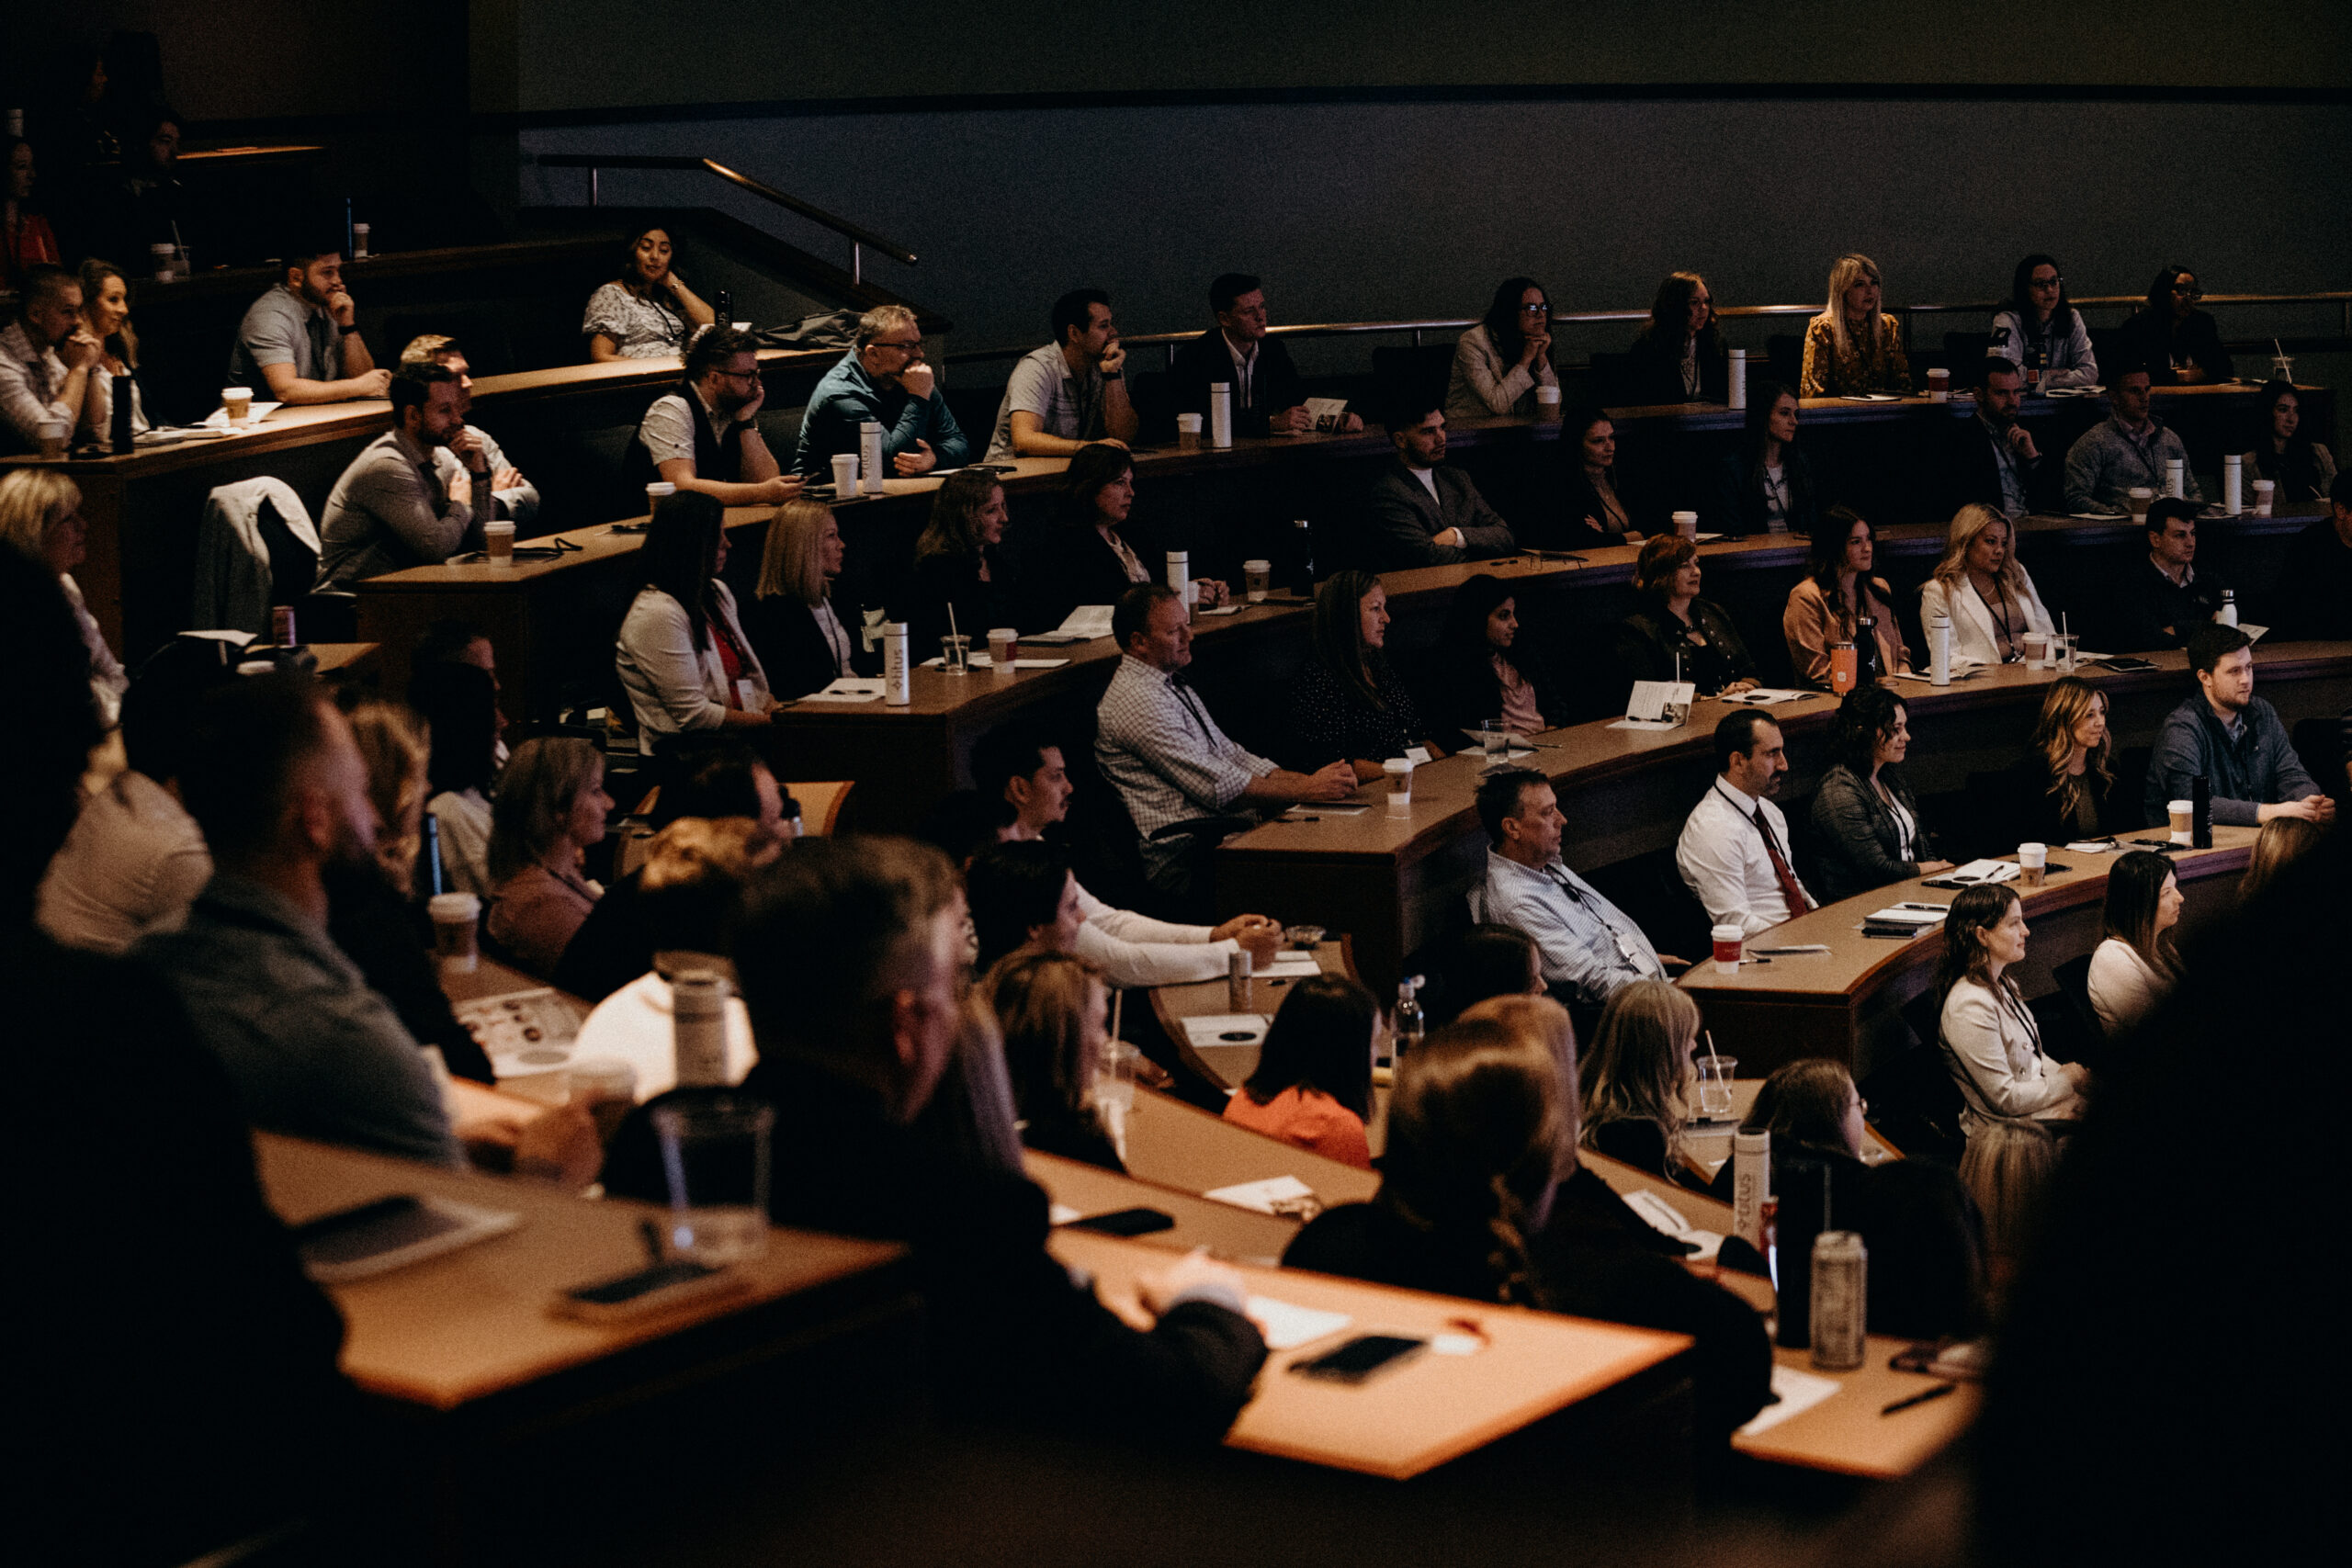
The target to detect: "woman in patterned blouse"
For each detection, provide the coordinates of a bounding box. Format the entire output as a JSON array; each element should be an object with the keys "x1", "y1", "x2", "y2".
[
  {"x1": 1799, "y1": 253, "x2": 1912, "y2": 398},
  {"x1": 1284, "y1": 570, "x2": 1433, "y2": 778},
  {"x1": 583, "y1": 224, "x2": 716, "y2": 361}
]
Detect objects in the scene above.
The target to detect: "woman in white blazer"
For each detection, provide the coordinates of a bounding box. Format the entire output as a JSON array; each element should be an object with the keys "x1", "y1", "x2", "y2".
[
  {"x1": 1937, "y1": 885, "x2": 2088, "y2": 1137},
  {"x1": 1445, "y1": 276, "x2": 1559, "y2": 420},
  {"x1": 614, "y1": 491, "x2": 773, "y2": 753},
  {"x1": 1917, "y1": 503, "x2": 2056, "y2": 669}
]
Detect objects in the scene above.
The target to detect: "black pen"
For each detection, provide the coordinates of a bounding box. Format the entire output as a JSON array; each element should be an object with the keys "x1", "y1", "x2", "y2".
[
  {"x1": 639, "y1": 1217, "x2": 665, "y2": 1267},
  {"x1": 1882, "y1": 1382, "x2": 1959, "y2": 1416}
]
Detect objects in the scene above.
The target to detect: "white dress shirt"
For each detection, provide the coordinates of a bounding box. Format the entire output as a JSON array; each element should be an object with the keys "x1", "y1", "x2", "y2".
[
  {"x1": 1676, "y1": 778, "x2": 1814, "y2": 938},
  {"x1": 1069, "y1": 878, "x2": 1239, "y2": 987},
  {"x1": 1481, "y1": 850, "x2": 1665, "y2": 1005}
]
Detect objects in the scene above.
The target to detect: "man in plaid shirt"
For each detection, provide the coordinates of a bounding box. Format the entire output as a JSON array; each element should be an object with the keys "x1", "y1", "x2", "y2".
[{"x1": 1095, "y1": 585, "x2": 1355, "y2": 906}]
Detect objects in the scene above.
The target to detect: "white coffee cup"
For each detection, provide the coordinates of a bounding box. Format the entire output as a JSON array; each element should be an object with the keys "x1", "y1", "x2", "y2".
[
  {"x1": 1672, "y1": 511, "x2": 1699, "y2": 539},
  {"x1": 350, "y1": 222, "x2": 370, "y2": 259},
  {"x1": 37, "y1": 419, "x2": 66, "y2": 459},
  {"x1": 150, "y1": 242, "x2": 175, "y2": 282},
  {"x1": 2167, "y1": 799, "x2": 2194, "y2": 845},
  {"x1": 1712, "y1": 923, "x2": 1745, "y2": 976},
  {"x1": 988, "y1": 626, "x2": 1019, "y2": 670},
  {"x1": 2018, "y1": 841, "x2": 2048, "y2": 887},
  {"x1": 428, "y1": 892, "x2": 481, "y2": 972},
  {"x1": 483, "y1": 520, "x2": 515, "y2": 563},
  {"x1": 2129, "y1": 486, "x2": 2154, "y2": 522},
  {"x1": 1534, "y1": 385, "x2": 1562, "y2": 421},
  {"x1": 2252, "y1": 479, "x2": 2275, "y2": 517},
  {"x1": 570, "y1": 1055, "x2": 639, "y2": 1139},
  {"x1": 1927, "y1": 367, "x2": 1951, "y2": 402},
  {"x1": 1176, "y1": 412, "x2": 1204, "y2": 452},
  {"x1": 1243, "y1": 558, "x2": 1272, "y2": 602},
  {"x1": 221, "y1": 388, "x2": 254, "y2": 426},
  {"x1": 1383, "y1": 758, "x2": 1413, "y2": 814},
  {"x1": 831, "y1": 451, "x2": 860, "y2": 498}
]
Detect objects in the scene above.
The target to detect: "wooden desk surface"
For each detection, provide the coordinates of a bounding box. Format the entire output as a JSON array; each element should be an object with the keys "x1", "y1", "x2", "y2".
[
  {"x1": 1052, "y1": 1226, "x2": 1690, "y2": 1481},
  {"x1": 1737, "y1": 1339, "x2": 1983, "y2": 1479},
  {"x1": 1148, "y1": 938, "x2": 1354, "y2": 1089},
  {"x1": 253, "y1": 1134, "x2": 905, "y2": 1412},
  {"x1": 1122, "y1": 1085, "x2": 1383, "y2": 1210},
  {"x1": 1023, "y1": 1149, "x2": 1305, "y2": 1265}
]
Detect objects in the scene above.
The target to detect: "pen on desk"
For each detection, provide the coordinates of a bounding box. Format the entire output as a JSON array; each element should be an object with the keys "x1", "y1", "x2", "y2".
[
  {"x1": 1882, "y1": 1382, "x2": 1959, "y2": 1416},
  {"x1": 639, "y1": 1217, "x2": 665, "y2": 1267}
]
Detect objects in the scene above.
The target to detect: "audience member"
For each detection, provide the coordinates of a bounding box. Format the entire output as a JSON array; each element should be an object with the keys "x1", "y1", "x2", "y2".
[
  {"x1": 1025, "y1": 443, "x2": 1226, "y2": 631},
  {"x1": 5, "y1": 547, "x2": 357, "y2": 1568},
  {"x1": 2064, "y1": 363, "x2": 2202, "y2": 513},
  {"x1": 559, "y1": 790, "x2": 785, "y2": 1010},
  {"x1": 134, "y1": 672, "x2": 459, "y2": 1165},
  {"x1": 1989, "y1": 253, "x2": 2098, "y2": 390},
  {"x1": 2118, "y1": 265, "x2": 2233, "y2": 385},
  {"x1": 584, "y1": 223, "x2": 713, "y2": 360},
  {"x1": 409, "y1": 660, "x2": 503, "y2": 896},
  {"x1": 1615, "y1": 534, "x2": 1759, "y2": 696},
  {"x1": 1287, "y1": 570, "x2": 1431, "y2": 776},
  {"x1": 2086, "y1": 850, "x2": 2179, "y2": 1040},
  {"x1": 747, "y1": 499, "x2": 865, "y2": 699},
  {"x1": 1, "y1": 134, "x2": 62, "y2": 289},
  {"x1": 1713, "y1": 380, "x2": 1818, "y2": 536},
  {"x1": 87, "y1": 106, "x2": 196, "y2": 269},
  {"x1": 1555, "y1": 407, "x2": 1643, "y2": 547},
  {"x1": 38, "y1": 637, "x2": 229, "y2": 953},
  {"x1": 902, "y1": 468, "x2": 1015, "y2": 651},
  {"x1": 1170, "y1": 272, "x2": 1358, "y2": 437},
  {"x1": 1479, "y1": 768, "x2": 1673, "y2": 1006},
  {"x1": 74, "y1": 258, "x2": 145, "y2": 444},
  {"x1": 616, "y1": 491, "x2": 774, "y2": 750},
  {"x1": 631, "y1": 323, "x2": 801, "y2": 504},
  {"x1": 1442, "y1": 923, "x2": 1545, "y2": 1020},
  {"x1": 1800, "y1": 253, "x2": 1911, "y2": 396},
  {"x1": 987, "y1": 949, "x2": 1123, "y2": 1171},
  {"x1": 2243, "y1": 378, "x2": 2336, "y2": 503},
  {"x1": 1577, "y1": 979, "x2": 1702, "y2": 1183},
  {"x1": 975, "y1": 722, "x2": 1283, "y2": 986},
  {"x1": 2145, "y1": 623, "x2": 2333, "y2": 827},
  {"x1": 1094, "y1": 584, "x2": 1354, "y2": 907},
  {"x1": 1283, "y1": 1003, "x2": 1772, "y2": 1444},
  {"x1": 398, "y1": 333, "x2": 537, "y2": 525},
  {"x1": 2243, "y1": 814, "x2": 2324, "y2": 901},
  {"x1": 984, "y1": 287, "x2": 1138, "y2": 462},
  {"x1": 2275, "y1": 468, "x2": 2352, "y2": 640},
  {"x1": 1995, "y1": 676, "x2": 2126, "y2": 846},
  {"x1": 1224, "y1": 974, "x2": 1377, "y2": 1168},
  {"x1": 1, "y1": 262, "x2": 98, "y2": 452},
  {"x1": 967, "y1": 838, "x2": 1083, "y2": 972},
  {"x1": 1941, "y1": 360, "x2": 2050, "y2": 518},
  {"x1": 1361, "y1": 398, "x2": 1516, "y2": 568},
  {"x1": 1809, "y1": 686, "x2": 1954, "y2": 899},
  {"x1": 1623, "y1": 271, "x2": 1728, "y2": 404},
  {"x1": 0, "y1": 468, "x2": 126, "y2": 720},
  {"x1": 1678, "y1": 711, "x2": 1815, "y2": 935},
  {"x1": 1446, "y1": 276, "x2": 1559, "y2": 418},
  {"x1": 614, "y1": 836, "x2": 1269, "y2": 1437},
  {"x1": 1783, "y1": 505, "x2": 1910, "y2": 685},
  {"x1": 2111, "y1": 498, "x2": 2226, "y2": 649},
  {"x1": 1704, "y1": 1059, "x2": 1989, "y2": 1338},
  {"x1": 1428, "y1": 573, "x2": 1565, "y2": 746},
  {"x1": 484, "y1": 738, "x2": 609, "y2": 977},
  {"x1": 313, "y1": 362, "x2": 489, "y2": 590},
  {"x1": 1918, "y1": 502, "x2": 2057, "y2": 668},
  {"x1": 1937, "y1": 885, "x2": 2086, "y2": 1224},
  {"x1": 227, "y1": 243, "x2": 389, "y2": 404},
  {"x1": 794, "y1": 302, "x2": 968, "y2": 478}
]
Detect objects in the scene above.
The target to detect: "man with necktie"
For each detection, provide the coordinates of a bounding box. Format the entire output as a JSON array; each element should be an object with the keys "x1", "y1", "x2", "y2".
[{"x1": 1677, "y1": 711, "x2": 1817, "y2": 936}]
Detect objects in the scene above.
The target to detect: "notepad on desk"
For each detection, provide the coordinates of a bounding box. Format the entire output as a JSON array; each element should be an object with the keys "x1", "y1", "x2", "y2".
[
  {"x1": 1205, "y1": 1175, "x2": 1321, "y2": 1217},
  {"x1": 1738, "y1": 1366, "x2": 1844, "y2": 1437},
  {"x1": 1621, "y1": 1190, "x2": 1723, "y2": 1261},
  {"x1": 1861, "y1": 903, "x2": 1950, "y2": 938},
  {"x1": 797, "y1": 678, "x2": 886, "y2": 703},
  {"x1": 1024, "y1": 605, "x2": 1116, "y2": 644},
  {"x1": 1254, "y1": 955, "x2": 1322, "y2": 979},
  {"x1": 1246, "y1": 1295, "x2": 1353, "y2": 1350}
]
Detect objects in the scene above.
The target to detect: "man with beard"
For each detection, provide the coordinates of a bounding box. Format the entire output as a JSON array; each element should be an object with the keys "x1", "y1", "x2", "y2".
[
  {"x1": 136, "y1": 672, "x2": 461, "y2": 1165},
  {"x1": 631, "y1": 322, "x2": 803, "y2": 505},
  {"x1": 1676, "y1": 710, "x2": 1816, "y2": 936},
  {"x1": 227, "y1": 241, "x2": 391, "y2": 404},
  {"x1": 2143, "y1": 623, "x2": 2334, "y2": 828},
  {"x1": 314, "y1": 361, "x2": 490, "y2": 591},
  {"x1": 401, "y1": 333, "x2": 540, "y2": 525}
]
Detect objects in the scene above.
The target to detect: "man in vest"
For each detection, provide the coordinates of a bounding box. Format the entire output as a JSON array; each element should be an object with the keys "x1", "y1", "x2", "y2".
[{"x1": 632, "y1": 324, "x2": 801, "y2": 505}]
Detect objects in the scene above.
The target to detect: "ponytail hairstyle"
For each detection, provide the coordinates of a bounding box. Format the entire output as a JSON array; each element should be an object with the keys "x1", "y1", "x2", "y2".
[{"x1": 1380, "y1": 1013, "x2": 1576, "y2": 1308}]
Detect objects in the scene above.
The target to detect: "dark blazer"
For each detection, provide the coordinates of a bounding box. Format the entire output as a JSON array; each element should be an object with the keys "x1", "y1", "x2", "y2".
[
  {"x1": 1995, "y1": 749, "x2": 2128, "y2": 846},
  {"x1": 898, "y1": 547, "x2": 1016, "y2": 654},
  {"x1": 1284, "y1": 1170, "x2": 1772, "y2": 1442},
  {"x1": 1360, "y1": 459, "x2": 1515, "y2": 571},
  {"x1": 1427, "y1": 638, "x2": 1566, "y2": 748},
  {"x1": 1550, "y1": 466, "x2": 1646, "y2": 550},
  {"x1": 1623, "y1": 330, "x2": 1729, "y2": 406},
  {"x1": 2109, "y1": 558, "x2": 2230, "y2": 652},
  {"x1": 743, "y1": 592, "x2": 875, "y2": 701},
  {"x1": 1808, "y1": 761, "x2": 1940, "y2": 900},
  {"x1": 1939, "y1": 412, "x2": 2057, "y2": 517},
  {"x1": 1585, "y1": 1117, "x2": 1710, "y2": 1190},
  {"x1": 1615, "y1": 597, "x2": 1758, "y2": 696},
  {"x1": 1167, "y1": 329, "x2": 1306, "y2": 438},
  {"x1": 1284, "y1": 653, "x2": 1422, "y2": 770},
  {"x1": 1707, "y1": 1139, "x2": 1986, "y2": 1340},
  {"x1": 1019, "y1": 524, "x2": 1148, "y2": 635},
  {"x1": 2117, "y1": 307, "x2": 2234, "y2": 386},
  {"x1": 604, "y1": 1061, "x2": 1265, "y2": 1438},
  {"x1": 1713, "y1": 446, "x2": 1821, "y2": 537}
]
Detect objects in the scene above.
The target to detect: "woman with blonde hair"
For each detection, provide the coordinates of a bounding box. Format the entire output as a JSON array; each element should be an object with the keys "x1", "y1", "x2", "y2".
[
  {"x1": 984, "y1": 949, "x2": 1122, "y2": 1171},
  {"x1": 1996, "y1": 676, "x2": 2122, "y2": 845},
  {"x1": 1918, "y1": 504, "x2": 2057, "y2": 670},
  {"x1": 485, "y1": 737, "x2": 612, "y2": 978},
  {"x1": 2242, "y1": 815, "x2": 2324, "y2": 902},
  {"x1": 344, "y1": 700, "x2": 431, "y2": 895},
  {"x1": 747, "y1": 497, "x2": 861, "y2": 700},
  {"x1": 1799, "y1": 253, "x2": 1911, "y2": 398},
  {"x1": 0, "y1": 469, "x2": 127, "y2": 724},
  {"x1": 1577, "y1": 979, "x2": 1705, "y2": 1184}
]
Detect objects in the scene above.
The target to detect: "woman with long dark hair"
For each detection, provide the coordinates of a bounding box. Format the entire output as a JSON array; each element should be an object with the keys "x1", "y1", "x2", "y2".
[
  {"x1": 1020, "y1": 444, "x2": 1227, "y2": 631},
  {"x1": 1713, "y1": 380, "x2": 1818, "y2": 536},
  {"x1": 1427, "y1": 573, "x2": 1564, "y2": 746},
  {"x1": 584, "y1": 223, "x2": 716, "y2": 361},
  {"x1": 74, "y1": 259, "x2": 146, "y2": 444},
  {"x1": 1614, "y1": 535, "x2": 1758, "y2": 697},
  {"x1": 2087, "y1": 850, "x2": 2180, "y2": 1039},
  {"x1": 1990, "y1": 254, "x2": 2097, "y2": 390},
  {"x1": 967, "y1": 838, "x2": 1083, "y2": 974},
  {"x1": 1781, "y1": 505, "x2": 1910, "y2": 686},
  {"x1": 1445, "y1": 276, "x2": 1558, "y2": 419},
  {"x1": 1, "y1": 135, "x2": 62, "y2": 291},
  {"x1": 1557, "y1": 408, "x2": 1645, "y2": 547},
  {"x1": 485, "y1": 737, "x2": 611, "y2": 979},
  {"x1": 902, "y1": 468, "x2": 1016, "y2": 650},
  {"x1": 2119, "y1": 265, "x2": 2233, "y2": 386},
  {"x1": 1624, "y1": 270, "x2": 1728, "y2": 405},
  {"x1": 2243, "y1": 378, "x2": 2336, "y2": 502},
  {"x1": 1224, "y1": 973, "x2": 1378, "y2": 1168},
  {"x1": 1808, "y1": 685, "x2": 1953, "y2": 899},
  {"x1": 1996, "y1": 676, "x2": 2123, "y2": 845},
  {"x1": 615, "y1": 491, "x2": 772, "y2": 750},
  {"x1": 1284, "y1": 569, "x2": 1429, "y2": 777},
  {"x1": 1938, "y1": 884, "x2": 2087, "y2": 1134}
]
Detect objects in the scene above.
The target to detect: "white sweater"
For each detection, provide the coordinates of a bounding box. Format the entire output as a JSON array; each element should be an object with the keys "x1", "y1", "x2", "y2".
[
  {"x1": 2086, "y1": 937, "x2": 2168, "y2": 1039},
  {"x1": 1069, "y1": 878, "x2": 1239, "y2": 987}
]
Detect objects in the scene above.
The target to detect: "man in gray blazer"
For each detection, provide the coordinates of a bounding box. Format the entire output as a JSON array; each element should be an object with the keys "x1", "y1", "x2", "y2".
[{"x1": 1360, "y1": 398, "x2": 1516, "y2": 570}]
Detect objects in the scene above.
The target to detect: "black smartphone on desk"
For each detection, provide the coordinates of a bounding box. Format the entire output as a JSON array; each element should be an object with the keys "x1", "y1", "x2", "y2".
[
  {"x1": 1069, "y1": 1207, "x2": 1176, "y2": 1236},
  {"x1": 1288, "y1": 1334, "x2": 1427, "y2": 1384}
]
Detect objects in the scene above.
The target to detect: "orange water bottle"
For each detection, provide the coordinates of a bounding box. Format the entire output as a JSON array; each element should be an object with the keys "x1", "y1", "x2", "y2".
[{"x1": 1829, "y1": 640, "x2": 1858, "y2": 694}]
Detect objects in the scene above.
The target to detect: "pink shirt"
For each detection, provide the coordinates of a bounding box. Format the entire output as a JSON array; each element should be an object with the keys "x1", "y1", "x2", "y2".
[{"x1": 1222, "y1": 1085, "x2": 1372, "y2": 1170}]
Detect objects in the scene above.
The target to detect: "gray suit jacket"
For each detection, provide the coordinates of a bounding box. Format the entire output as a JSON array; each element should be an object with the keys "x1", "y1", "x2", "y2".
[{"x1": 1362, "y1": 459, "x2": 1516, "y2": 571}]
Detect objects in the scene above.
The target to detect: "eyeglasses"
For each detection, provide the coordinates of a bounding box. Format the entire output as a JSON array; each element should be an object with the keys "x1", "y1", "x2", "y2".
[
  {"x1": 2171, "y1": 284, "x2": 2203, "y2": 299},
  {"x1": 875, "y1": 338, "x2": 923, "y2": 355},
  {"x1": 1518, "y1": 302, "x2": 1550, "y2": 315}
]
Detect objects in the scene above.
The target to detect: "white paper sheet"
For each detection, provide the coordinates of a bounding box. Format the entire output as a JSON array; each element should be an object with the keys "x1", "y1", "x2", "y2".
[
  {"x1": 1024, "y1": 605, "x2": 1116, "y2": 643},
  {"x1": 1245, "y1": 1294, "x2": 1353, "y2": 1350},
  {"x1": 1620, "y1": 1190, "x2": 1724, "y2": 1261},
  {"x1": 1720, "y1": 688, "x2": 1813, "y2": 705},
  {"x1": 797, "y1": 678, "x2": 886, "y2": 703},
  {"x1": 1206, "y1": 1175, "x2": 1317, "y2": 1215},
  {"x1": 1738, "y1": 1365, "x2": 1845, "y2": 1437},
  {"x1": 202, "y1": 400, "x2": 283, "y2": 429},
  {"x1": 1254, "y1": 956, "x2": 1322, "y2": 979},
  {"x1": 1048, "y1": 1203, "x2": 1082, "y2": 1226}
]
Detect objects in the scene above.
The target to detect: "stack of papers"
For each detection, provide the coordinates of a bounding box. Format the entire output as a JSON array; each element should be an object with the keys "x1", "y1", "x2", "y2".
[
  {"x1": 1862, "y1": 903, "x2": 1949, "y2": 939},
  {"x1": 1254, "y1": 955, "x2": 1322, "y2": 979},
  {"x1": 1024, "y1": 605, "x2": 1115, "y2": 644},
  {"x1": 1205, "y1": 1175, "x2": 1321, "y2": 1218},
  {"x1": 1939, "y1": 859, "x2": 2020, "y2": 886}
]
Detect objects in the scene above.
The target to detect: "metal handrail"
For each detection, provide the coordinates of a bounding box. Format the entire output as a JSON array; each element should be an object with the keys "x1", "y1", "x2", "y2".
[{"x1": 535, "y1": 153, "x2": 917, "y2": 284}]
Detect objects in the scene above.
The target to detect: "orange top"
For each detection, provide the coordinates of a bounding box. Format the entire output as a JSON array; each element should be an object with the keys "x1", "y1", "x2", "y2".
[{"x1": 1221, "y1": 1085, "x2": 1372, "y2": 1170}]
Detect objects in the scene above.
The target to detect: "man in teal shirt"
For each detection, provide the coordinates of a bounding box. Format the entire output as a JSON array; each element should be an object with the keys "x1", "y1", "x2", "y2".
[{"x1": 794, "y1": 303, "x2": 968, "y2": 479}]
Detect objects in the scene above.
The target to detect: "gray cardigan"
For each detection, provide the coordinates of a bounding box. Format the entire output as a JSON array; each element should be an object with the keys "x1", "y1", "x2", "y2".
[{"x1": 1809, "y1": 761, "x2": 1937, "y2": 901}]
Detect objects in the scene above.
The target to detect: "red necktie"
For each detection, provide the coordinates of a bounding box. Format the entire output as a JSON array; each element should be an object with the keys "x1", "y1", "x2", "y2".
[{"x1": 1753, "y1": 807, "x2": 1813, "y2": 916}]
